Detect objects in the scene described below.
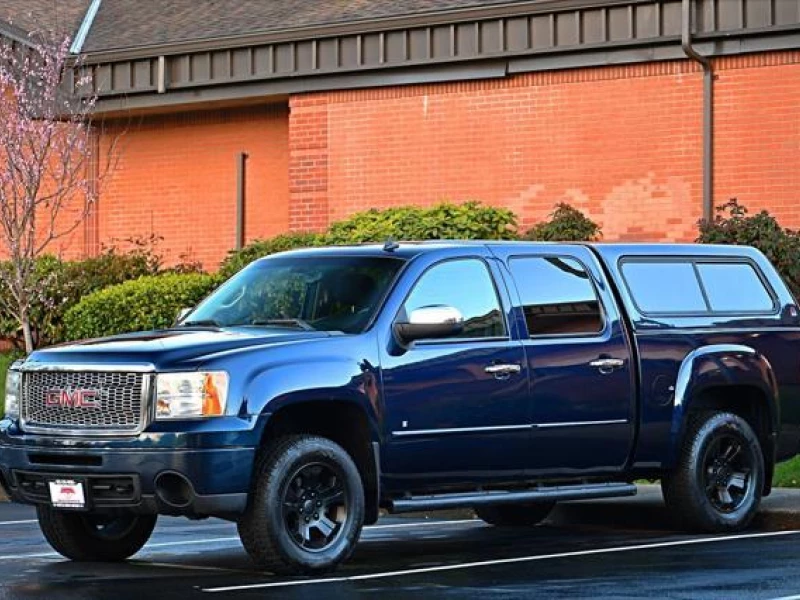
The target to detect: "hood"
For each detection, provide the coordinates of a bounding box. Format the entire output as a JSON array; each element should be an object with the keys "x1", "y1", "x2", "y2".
[{"x1": 24, "y1": 327, "x2": 336, "y2": 371}]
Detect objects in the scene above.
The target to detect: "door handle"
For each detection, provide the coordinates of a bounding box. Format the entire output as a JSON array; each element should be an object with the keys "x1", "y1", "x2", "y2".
[
  {"x1": 485, "y1": 364, "x2": 522, "y2": 378},
  {"x1": 589, "y1": 358, "x2": 625, "y2": 374}
]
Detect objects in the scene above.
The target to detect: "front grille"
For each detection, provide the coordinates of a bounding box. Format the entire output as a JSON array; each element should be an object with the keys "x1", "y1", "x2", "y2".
[{"x1": 21, "y1": 371, "x2": 146, "y2": 434}]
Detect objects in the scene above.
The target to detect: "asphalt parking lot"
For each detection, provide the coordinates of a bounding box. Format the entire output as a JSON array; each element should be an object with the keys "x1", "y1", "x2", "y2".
[{"x1": 2, "y1": 490, "x2": 800, "y2": 599}]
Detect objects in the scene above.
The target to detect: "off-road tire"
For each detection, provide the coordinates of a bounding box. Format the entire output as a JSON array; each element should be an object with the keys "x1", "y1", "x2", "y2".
[
  {"x1": 475, "y1": 502, "x2": 555, "y2": 527},
  {"x1": 36, "y1": 507, "x2": 157, "y2": 561},
  {"x1": 662, "y1": 411, "x2": 764, "y2": 532},
  {"x1": 238, "y1": 435, "x2": 365, "y2": 575}
]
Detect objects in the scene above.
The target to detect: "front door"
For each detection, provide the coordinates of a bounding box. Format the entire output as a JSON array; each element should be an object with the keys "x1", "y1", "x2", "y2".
[
  {"x1": 496, "y1": 247, "x2": 636, "y2": 475},
  {"x1": 380, "y1": 257, "x2": 529, "y2": 491}
]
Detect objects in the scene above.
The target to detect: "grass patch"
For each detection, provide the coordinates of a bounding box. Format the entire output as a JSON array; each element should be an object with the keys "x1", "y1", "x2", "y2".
[{"x1": 773, "y1": 455, "x2": 800, "y2": 488}]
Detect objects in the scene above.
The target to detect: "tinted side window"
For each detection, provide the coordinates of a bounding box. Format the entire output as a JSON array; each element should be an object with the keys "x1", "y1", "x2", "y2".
[
  {"x1": 403, "y1": 259, "x2": 505, "y2": 339},
  {"x1": 622, "y1": 262, "x2": 706, "y2": 314},
  {"x1": 510, "y1": 256, "x2": 603, "y2": 336},
  {"x1": 697, "y1": 263, "x2": 774, "y2": 313}
]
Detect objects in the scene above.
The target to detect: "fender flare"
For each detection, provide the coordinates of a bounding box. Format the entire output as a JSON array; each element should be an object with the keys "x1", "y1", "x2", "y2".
[
  {"x1": 244, "y1": 360, "x2": 383, "y2": 523},
  {"x1": 669, "y1": 343, "x2": 779, "y2": 464}
]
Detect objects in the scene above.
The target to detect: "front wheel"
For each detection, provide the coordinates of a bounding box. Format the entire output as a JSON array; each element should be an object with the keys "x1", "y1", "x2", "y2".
[
  {"x1": 662, "y1": 411, "x2": 764, "y2": 532},
  {"x1": 37, "y1": 507, "x2": 157, "y2": 561},
  {"x1": 238, "y1": 435, "x2": 365, "y2": 575}
]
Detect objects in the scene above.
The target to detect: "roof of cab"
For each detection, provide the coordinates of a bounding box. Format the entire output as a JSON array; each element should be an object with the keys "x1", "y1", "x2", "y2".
[
  {"x1": 261, "y1": 240, "x2": 758, "y2": 262},
  {"x1": 586, "y1": 242, "x2": 763, "y2": 263}
]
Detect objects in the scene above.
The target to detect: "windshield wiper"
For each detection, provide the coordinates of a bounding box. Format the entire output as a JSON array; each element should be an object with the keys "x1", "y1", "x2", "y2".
[
  {"x1": 250, "y1": 318, "x2": 315, "y2": 331},
  {"x1": 181, "y1": 319, "x2": 223, "y2": 328}
]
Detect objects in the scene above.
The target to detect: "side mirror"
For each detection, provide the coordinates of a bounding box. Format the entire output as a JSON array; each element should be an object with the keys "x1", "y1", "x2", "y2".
[
  {"x1": 394, "y1": 305, "x2": 464, "y2": 345},
  {"x1": 174, "y1": 307, "x2": 192, "y2": 326}
]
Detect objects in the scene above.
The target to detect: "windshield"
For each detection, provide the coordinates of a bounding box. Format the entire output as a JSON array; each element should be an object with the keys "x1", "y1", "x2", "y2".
[{"x1": 184, "y1": 256, "x2": 405, "y2": 333}]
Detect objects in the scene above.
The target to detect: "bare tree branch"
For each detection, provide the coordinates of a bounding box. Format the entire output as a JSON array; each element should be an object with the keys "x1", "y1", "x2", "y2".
[{"x1": 0, "y1": 28, "x2": 119, "y2": 352}]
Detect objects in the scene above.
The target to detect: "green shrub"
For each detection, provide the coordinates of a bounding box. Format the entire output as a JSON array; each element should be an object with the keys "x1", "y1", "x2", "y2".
[
  {"x1": 0, "y1": 248, "x2": 160, "y2": 349},
  {"x1": 219, "y1": 232, "x2": 324, "y2": 278},
  {"x1": 0, "y1": 256, "x2": 66, "y2": 349},
  {"x1": 219, "y1": 203, "x2": 518, "y2": 277},
  {"x1": 524, "y1": 203, "x2": 601, "y2": 241},
  {"x1": 64, "y1": 273, "x2": 221, "y2": 341},
  {"x1": 325, "y1": 201, "x2": 518, "y2": 244},
  {"x1": 697, "y1": 199, "x2": 800, "y2": 298}
]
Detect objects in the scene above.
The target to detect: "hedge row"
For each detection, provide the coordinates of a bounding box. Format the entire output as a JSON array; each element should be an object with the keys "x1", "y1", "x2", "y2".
[
  {"x1": 0, "y1": 249, "x2": 160, "y2": 349},
  {"x1": 64, "y1": 201, "x2": 599, "y2": 341},
  {"x1": 697, "y1": 198, "x2": 800, "y2": 299},
  {"x1": 46, "y1": 198, "x2": 800, "y2": 345},
  {"x1": 63, "y1": 273, "x2": 221, "y2": 341},
  {"x1": 220, "y1": 201, "x2": 598, "y2": 277}
]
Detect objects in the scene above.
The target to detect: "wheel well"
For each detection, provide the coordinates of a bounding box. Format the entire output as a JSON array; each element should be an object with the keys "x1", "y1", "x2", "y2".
[
  {"x1": 260, "y1": 401, "x2": 379, "y2": 524},
  {"x1": 689, "y1": 385, "x2": 776, "y2": 494}
]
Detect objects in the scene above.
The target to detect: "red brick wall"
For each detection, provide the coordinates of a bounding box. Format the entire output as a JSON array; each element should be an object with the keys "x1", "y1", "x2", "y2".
[
  {"x1": 64, "y1": 50, "x2": 800, "y2": 267},
  {"x1": 715, "y1": 52, "x2": 800, "y2": 227},
  {"x1": 97, "y1": 104, "x2": 289, "y2": 269},
  {"x1": 288, "y1": 97, "x2": 330, "y2": 232},
  {"x1": 288, "y1": 51, "x2": 800, "y2": 241}
]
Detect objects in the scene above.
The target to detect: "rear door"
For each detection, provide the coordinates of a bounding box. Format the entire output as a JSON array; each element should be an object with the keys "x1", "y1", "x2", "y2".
[{"x1": 491, "y1": 245, "x2": 636, "y2": 475}]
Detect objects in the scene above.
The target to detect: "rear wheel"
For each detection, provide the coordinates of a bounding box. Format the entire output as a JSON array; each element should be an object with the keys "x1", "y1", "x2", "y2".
[
  {"x1": 36, "y1": 507, "x2": 157, "y2": 561},
  {"x1": 662, "y1": 411, "x2": 764, "y2": 532},
  {"x1": 475, "y1": 502, "x2": 555, "y2": 527},
  {"x1": 238, "y1": 435, "x2": 365, "y2": 575}
]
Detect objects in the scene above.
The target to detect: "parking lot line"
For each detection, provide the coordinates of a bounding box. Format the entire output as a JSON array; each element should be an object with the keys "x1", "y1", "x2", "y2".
[
  {"x1": 0, "y1": 519, "x2": 37, "y2": 526},
  {"x1": 0, "y1": 518, "x2": 478, "y2": 561},
  {"x1": 202, "y1": 529, "x2": 800, "y2": 593}
]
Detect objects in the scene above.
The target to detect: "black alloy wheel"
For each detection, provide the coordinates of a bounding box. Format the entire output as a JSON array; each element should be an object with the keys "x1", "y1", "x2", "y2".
[
  {"x1": 281, "y1": 462, "x2": 348, "y2": 552},
  {"x1": 701, "y1": 433, "x2": 755, "y2": 513},
  {"x1": 662, "y1": 411, "x2": 764, "y2": 532},
  {"x1": 238, "y1": 435, "x2": 365, "y2": 574}
]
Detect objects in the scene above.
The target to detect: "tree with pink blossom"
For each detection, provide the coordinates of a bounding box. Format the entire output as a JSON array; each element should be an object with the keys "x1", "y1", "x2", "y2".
[{"x1": 0, "y1": 30, "x2": 114, "y2": 353}]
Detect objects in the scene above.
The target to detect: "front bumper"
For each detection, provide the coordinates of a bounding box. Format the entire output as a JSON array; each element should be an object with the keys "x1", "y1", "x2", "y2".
[{"x1": 0, "y1": 416, "x2": 267, "y2": 518}]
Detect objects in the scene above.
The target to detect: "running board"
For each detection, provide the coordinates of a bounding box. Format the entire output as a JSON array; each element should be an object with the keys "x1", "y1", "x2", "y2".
[{"x1": 388, "y1": 482, "x2": 637, "y2": 513}]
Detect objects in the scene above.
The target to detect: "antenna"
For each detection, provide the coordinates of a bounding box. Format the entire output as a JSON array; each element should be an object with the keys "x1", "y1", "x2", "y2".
[{"x1": 383, "y1": 237, "x2": 400, "y2": 252}]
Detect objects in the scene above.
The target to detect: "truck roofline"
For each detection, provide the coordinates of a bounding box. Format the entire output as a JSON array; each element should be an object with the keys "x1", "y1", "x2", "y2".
[{"x1": 256, "y1": 240, "x2": 762, "y2": 263}]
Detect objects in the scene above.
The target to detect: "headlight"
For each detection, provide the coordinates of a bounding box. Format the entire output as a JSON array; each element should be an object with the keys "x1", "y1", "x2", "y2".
[
  {"x1": 4, "y1": 368, "x2": 20, "y2": 420},
  {"x1": 155, "y1": 371, "x2": 229, "y2": 420}
]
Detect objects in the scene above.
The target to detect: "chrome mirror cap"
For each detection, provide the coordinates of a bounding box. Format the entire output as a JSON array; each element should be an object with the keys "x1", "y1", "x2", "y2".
[
  {"x1": 408, "y1": 305, "x2": 464, "y2": 326},
  {"x1": 394, "y1": 305, "x2": 465, "y2": 344}
]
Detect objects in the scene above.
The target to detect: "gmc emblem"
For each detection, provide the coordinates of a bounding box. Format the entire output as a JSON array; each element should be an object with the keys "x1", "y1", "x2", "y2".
[{"x1": 45, "y1": 389, "x2": 101, "y2": 409}]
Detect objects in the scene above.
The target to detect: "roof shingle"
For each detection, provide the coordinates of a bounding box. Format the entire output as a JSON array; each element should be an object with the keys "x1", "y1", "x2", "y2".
[
  {"x1": 1, "y1": 0, "x2": 90, "y2": 39},
  {"x1": 81, "y1": 0, "x2": 523, "y2": 53}
]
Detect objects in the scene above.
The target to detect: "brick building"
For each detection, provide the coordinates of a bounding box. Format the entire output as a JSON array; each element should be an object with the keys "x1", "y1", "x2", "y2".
[{"x1": 2, "y1": 0, "x2": 800, "y2": 269}]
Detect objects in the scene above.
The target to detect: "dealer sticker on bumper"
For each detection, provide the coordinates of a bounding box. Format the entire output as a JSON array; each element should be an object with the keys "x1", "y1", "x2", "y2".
[{"x1": 48, "y1": 480, "x2": 86, "y2": 509}]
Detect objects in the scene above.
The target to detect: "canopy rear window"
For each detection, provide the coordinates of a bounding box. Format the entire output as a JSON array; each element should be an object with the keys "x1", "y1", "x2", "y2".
[{"x1": 620, "y1": 258, "x2": 776, "y2": 316}]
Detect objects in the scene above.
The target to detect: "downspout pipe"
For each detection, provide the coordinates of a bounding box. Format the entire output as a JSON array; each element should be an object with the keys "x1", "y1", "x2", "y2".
[
  {"x1": 681, "y1": 0, "x2": 714, "y2": 222},
  {"x1": 236, "y1": 152, "x2": 248, "y2": 250}
]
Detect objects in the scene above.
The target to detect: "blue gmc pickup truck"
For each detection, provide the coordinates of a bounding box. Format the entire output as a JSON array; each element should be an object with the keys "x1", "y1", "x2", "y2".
[{"x1": 1, "y1": 241, "x2": 799, "y2": 574}]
